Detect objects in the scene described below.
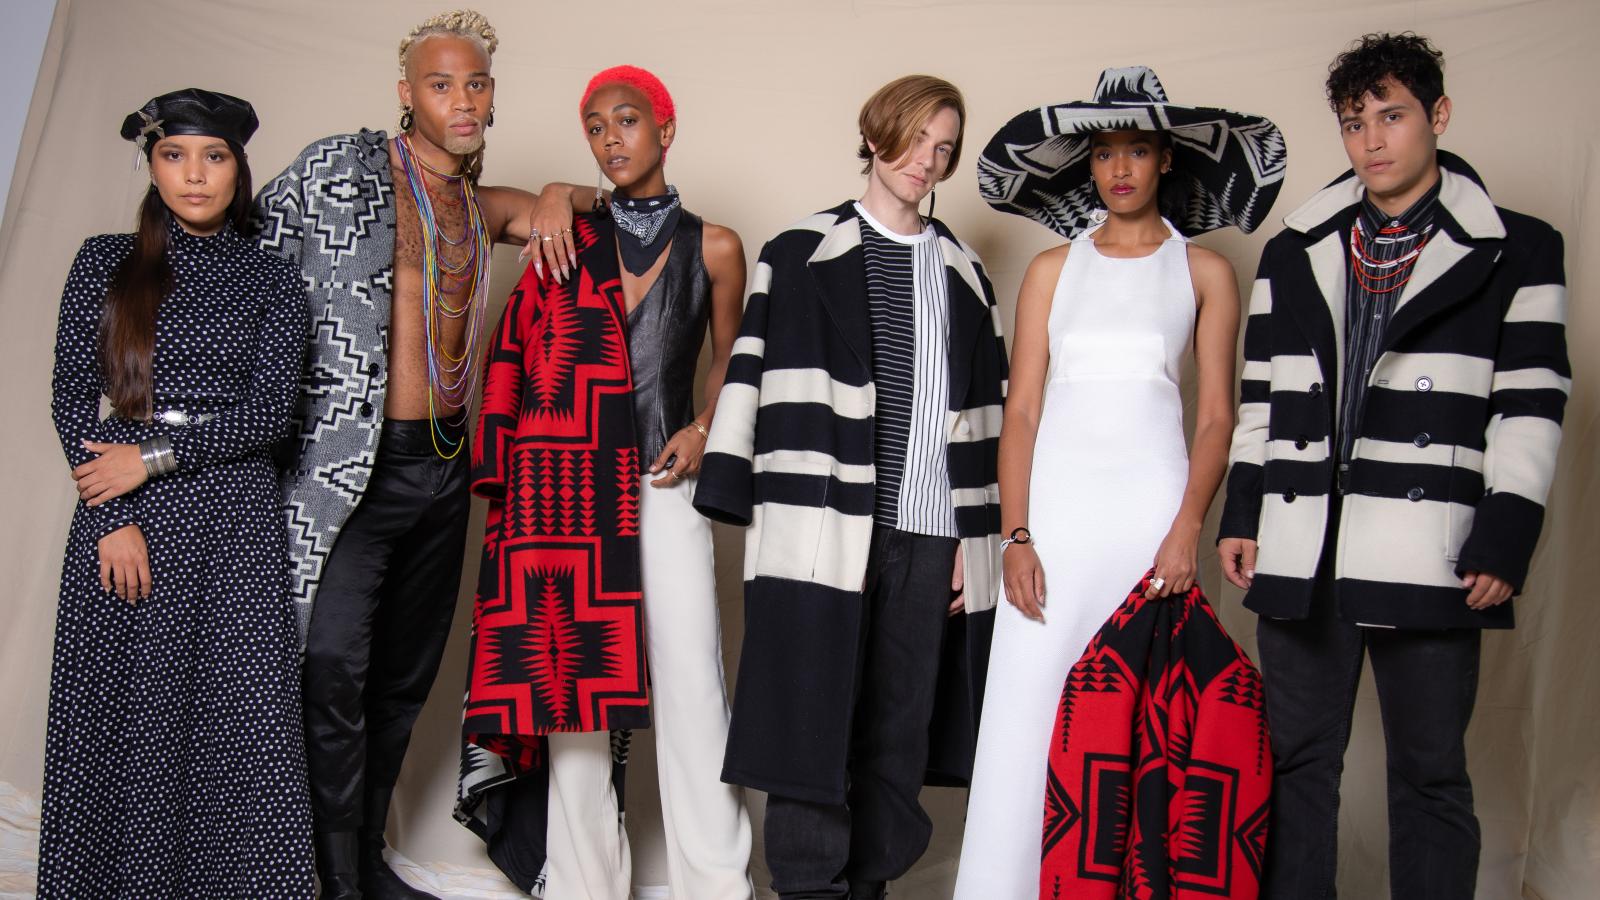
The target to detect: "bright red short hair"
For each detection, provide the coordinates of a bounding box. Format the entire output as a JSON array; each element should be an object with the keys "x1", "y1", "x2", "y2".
[{"x1": 580, "y1": 65, "x2": 676, "y2": 124}]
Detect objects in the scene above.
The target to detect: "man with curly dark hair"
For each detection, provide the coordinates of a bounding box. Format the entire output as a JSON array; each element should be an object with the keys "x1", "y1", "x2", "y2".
[{"x1": 1218, "y1": 32, "x2": 1570, "y2": 899}]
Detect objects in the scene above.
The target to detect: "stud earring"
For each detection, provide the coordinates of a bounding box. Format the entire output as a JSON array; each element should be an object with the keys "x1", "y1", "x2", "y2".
[{"x1": 399, "y1": 106, "x2": 413, "y2": 132}]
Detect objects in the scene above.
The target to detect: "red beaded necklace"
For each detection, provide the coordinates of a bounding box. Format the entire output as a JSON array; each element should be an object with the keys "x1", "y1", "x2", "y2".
[{"x1": 1349, "y1": 217, "x2": 1431, "y2": 295}]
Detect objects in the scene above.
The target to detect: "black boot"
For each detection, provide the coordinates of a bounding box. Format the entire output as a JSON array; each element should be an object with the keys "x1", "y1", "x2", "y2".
[
  {"x1": 358, "y1": 791, "x2": 439, "y2": 900},
  {"x1": 314, "y1": 831, "x2": 363, "y2": 900}
]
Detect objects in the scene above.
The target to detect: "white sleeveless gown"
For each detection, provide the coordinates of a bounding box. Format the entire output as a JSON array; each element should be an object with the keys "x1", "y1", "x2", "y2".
[{"x1": 954, "y1": 222, "x2": 1196, "y2": 898}]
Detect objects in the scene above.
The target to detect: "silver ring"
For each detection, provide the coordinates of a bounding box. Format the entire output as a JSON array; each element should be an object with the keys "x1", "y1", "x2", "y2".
[
  {"x1": 672, "y1": 470, "x2": 684, "y2": 481},
  {"x1": 541, "y1": 235, "x2": 556, "y2": 242},
  {"x1": 1149, "y1": 576, "x2": 1167, "y2": 592}
]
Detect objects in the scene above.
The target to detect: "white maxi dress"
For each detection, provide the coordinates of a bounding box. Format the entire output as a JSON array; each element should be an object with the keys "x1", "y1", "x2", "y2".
[{"x1": 955, "y1": 220, "x2": 1196, "y2": 898}]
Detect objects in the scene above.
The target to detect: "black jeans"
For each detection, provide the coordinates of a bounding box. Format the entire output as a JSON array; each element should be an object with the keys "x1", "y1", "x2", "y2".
[
  {"x1": 764, "y1": 527, "x2": 958, "y2": 899},
  {"x1": 1257, "y1": 501, "x2": 1482, "y2": 899},
  {"x1": 302, "y1": 419, "x2": 469, "y2": 833}
]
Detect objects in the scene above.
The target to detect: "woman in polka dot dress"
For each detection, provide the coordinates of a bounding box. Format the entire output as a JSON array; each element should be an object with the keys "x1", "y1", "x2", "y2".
[{"x1": 38, "y1": 89, "x2": 314, "y2": 897}]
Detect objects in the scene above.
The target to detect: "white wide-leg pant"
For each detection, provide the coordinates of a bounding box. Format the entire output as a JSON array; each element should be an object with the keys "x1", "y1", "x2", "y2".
[{"x1": 545, "y1": 475, "x2": 755, "y2": 900}]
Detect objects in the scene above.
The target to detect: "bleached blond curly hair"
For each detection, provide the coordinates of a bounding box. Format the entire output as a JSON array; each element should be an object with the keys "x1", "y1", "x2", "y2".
[{"x1": 399, "y1": 9, "x2": 498, "y2": 74}]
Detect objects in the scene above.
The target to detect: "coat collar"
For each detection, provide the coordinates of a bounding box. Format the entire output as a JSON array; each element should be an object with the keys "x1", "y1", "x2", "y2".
[
  {"x1": 354, "y1": 128, "x2": 391, "y2": 177},
  {"x1": 1282, "y1": 150, "x2": 1504, "y2": 240},
  {"x1": 1276, "y1": 151, "x2": 1505, "y2": 395},
  {"x1": 802, "y1": 200, "x2": 996, "y2": 400}
]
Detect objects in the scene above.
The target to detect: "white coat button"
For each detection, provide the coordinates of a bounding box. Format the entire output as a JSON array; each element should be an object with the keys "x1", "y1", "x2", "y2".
[
  {"x1": 956, "y1": 421, "x2": 971, "y2": 438},
  {"x1": 1415, "y1": 376, "x2": 1433, "y2": 392}
]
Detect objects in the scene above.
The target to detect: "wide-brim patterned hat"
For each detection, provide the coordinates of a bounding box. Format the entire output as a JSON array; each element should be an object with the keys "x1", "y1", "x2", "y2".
[{"x1": 977, "y1": 66, "x2": 1287, "y2": 239}]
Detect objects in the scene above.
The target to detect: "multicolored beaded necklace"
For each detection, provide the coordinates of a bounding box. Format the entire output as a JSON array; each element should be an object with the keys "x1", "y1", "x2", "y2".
[
  {"x1": 1349, "y1": 216, "x2": 1433, "y2": 295},
  {"x1": 393, "y1": 133, "x2": 492, "y2": 458}
]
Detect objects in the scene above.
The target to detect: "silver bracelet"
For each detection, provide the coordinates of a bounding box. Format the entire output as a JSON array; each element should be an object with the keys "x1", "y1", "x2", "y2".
[{"x1": 138, "y1": 435, "x2": 177, "y2": 477}]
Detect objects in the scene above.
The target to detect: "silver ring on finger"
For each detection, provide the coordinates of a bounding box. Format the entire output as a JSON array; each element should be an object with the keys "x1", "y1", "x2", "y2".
[{"x1": 1149, "y1": 576, "x2": 1166, "y2": 593}]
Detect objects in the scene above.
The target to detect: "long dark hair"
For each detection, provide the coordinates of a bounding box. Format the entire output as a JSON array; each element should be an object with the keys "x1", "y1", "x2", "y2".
[{"x1": 101, "y1": 144, "x2": 252, "y2": 419}]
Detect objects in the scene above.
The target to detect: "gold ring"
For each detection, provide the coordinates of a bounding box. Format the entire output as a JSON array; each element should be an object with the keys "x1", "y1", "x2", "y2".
[{"x1": 541, "y1": 235, "x2": 555, "y2": 242}]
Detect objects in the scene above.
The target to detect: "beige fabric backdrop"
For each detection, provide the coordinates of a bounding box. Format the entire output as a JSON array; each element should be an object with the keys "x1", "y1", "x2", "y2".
[{"x1": 0, "y1": 1, "x2": 1594, "y2": 897}]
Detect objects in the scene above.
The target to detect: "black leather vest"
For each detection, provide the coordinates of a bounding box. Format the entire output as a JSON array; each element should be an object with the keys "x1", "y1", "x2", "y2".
[{"x1": 625, "y1": 210, "x2": 711, "y2": 465}]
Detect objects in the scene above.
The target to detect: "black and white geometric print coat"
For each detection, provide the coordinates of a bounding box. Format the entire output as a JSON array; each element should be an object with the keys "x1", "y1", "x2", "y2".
[
  {"x1": 694, "y1": 200, "x2": 1008, "y2": 803},
  {"x1": 252, "y1": 129, "x2": 397, "y2": 641},
  {"x1": 1219, "y1": 152, "x2": 1569, "y2": 630}
]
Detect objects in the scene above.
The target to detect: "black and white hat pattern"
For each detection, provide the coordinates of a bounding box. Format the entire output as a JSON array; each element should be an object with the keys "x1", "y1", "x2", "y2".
[{"x1": 977, "y1": 66, "x2": 1287, "y2": 239}]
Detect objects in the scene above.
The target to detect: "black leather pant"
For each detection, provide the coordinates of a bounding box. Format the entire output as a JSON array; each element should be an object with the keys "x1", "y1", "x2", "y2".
[{"x1": 302, "y1": 419, "x2": 469, "y2": 832}]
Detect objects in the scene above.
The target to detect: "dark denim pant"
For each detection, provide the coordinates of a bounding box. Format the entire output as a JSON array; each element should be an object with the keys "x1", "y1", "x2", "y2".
[
  {"x1": 1257, "y1": 505, "x2": 1482, "y2": 899},
  {"x1": 302, "y1": 419, "x2": 469, "y2": 833},
  {"x1": 764, "y1": 527, "x2": 958, "y2": 899}
]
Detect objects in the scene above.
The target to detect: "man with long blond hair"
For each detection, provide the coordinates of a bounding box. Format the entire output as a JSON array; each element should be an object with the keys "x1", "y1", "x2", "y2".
[
  {"x1": 695, "y1": 74, "x2": 1008, "y2": 899},
  {"x1": 253, "y1": 10, "x2": 588, "y2": 897}
]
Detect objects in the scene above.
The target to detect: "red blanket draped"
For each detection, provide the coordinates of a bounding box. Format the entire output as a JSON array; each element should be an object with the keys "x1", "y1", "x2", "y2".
[
  {"x1": 1041, "y1": 574, "x2": 1271, "y2": 900},
  {"x1": 464, "y1": 213, "x2": 651, "y2": 764}
]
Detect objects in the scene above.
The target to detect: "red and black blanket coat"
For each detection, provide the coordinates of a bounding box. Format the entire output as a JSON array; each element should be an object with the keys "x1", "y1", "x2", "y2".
[
  {"x1": 455, "y1": 213, "x2": 648, "y2": 890},
  {"x1": 1042, "y1": 575, "x2": 1271, "y2": 900}
]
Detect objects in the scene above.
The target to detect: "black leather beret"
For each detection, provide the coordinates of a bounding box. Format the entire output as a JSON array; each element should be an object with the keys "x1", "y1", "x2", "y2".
[{"x1": 120, "y1": 88, "x2": 258, "y2": 150}]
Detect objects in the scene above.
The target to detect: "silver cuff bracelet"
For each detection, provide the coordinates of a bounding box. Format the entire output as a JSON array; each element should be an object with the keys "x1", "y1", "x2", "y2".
[{"x1": 138, "y1": 435, "x2": 177, "y2": 477}]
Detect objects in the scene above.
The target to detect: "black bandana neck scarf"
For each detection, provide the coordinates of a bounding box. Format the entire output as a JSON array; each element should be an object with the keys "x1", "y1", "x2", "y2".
[{"x1": 611, "y1": 185, "x2": 682, "y2": 276}]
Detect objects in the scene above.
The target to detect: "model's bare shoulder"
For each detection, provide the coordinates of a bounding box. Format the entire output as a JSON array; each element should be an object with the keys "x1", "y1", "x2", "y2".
[
  {"x1": 1184, "y1": 242, "x2": 1239, "y2": 295},
  {"x1": 700, "y1": 221, "x2": 746, "y2": 271}
]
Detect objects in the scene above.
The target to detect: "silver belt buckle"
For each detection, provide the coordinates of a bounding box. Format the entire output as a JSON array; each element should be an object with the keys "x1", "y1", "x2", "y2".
[{"x1": 157, "y1": 409, "x2": 214, "y2": 427}]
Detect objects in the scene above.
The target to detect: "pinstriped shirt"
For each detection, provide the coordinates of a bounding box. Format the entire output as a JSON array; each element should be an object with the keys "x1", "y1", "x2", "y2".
[
  {"x1": 856, "y1": 202, "x2": 958, "y2": 537},
  {"x1": 1339, "y1": 181, "x2": 1440, "y2": 470}
]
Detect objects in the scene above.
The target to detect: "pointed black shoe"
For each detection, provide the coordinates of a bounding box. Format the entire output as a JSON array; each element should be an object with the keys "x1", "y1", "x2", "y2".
[{"x1": 314, "y1": 830, "x2": 363, "y2": 900}]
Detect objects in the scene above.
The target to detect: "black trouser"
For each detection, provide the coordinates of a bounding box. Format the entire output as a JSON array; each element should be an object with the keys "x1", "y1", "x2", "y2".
[
  {"x1": 1257, "y1": 497, "x2": 1482, "y2": 899},
  {"x1": 303, "y1": 419, "x2": 470, "y2": 832},
  {"x1": 765, "y1": 527, "x2": 958, "y2": 899}
]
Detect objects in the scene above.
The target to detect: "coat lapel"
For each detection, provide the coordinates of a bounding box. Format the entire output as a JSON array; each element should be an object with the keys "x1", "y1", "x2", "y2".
[
  {"x1": 1382, "y1": 166, "x2": 1506, "y2": 352},
  {"x1": 1280, "y1": 228, "x2": 1346, "y2": 393},
  {"x1": 806, "y1": 207, "x2": 872, "y2": 371},
  {"x1": 936, "y1": 226, "x2": 993, "y2": 410}
]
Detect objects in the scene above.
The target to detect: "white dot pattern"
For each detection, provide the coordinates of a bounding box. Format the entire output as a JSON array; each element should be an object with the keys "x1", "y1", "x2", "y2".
[{"x1": 40, "y1": 219, "x2": 315, "y2": 897}]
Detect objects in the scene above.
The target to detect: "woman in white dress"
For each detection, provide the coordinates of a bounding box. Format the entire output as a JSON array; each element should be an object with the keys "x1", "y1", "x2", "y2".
[{"x1": 955, "y1": 67, "x2": 1286, "y2": 898}]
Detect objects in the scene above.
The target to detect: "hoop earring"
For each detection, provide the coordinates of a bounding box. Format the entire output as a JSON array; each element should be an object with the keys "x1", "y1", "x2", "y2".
[
  {"x1": 399, "y1": 106, "x2": 413, "y2": 133},
  {"x1": 487, "y1": 106, "x2": 495, "y2": 128}
]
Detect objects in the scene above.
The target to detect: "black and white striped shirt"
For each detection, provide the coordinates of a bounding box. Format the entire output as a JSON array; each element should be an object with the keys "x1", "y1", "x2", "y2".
[{"x1": 856, "y1": 202, "x2": 957, "y2": 537}]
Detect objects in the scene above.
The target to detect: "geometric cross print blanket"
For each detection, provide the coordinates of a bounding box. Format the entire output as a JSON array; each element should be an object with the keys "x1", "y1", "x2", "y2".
[{"x1": 1042, "y1": 573, "x2": 1271, "y2": 900}]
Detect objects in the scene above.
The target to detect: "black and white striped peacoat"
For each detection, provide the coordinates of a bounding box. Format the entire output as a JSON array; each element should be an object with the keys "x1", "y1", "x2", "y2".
[
  {"x1": 694, "y1": 200, "x2": 1008, "y2": 803},
  {"x1": 1219, "y1": 152, "x2": 1569, "y2": 629}
]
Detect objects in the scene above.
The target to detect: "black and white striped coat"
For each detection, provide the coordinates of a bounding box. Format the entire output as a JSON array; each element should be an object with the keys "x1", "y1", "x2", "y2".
[
  {"x1": 1219, "y1": 153, "x2": 1568, "y2": 629},
  {"x1": 694, "y1": 200, "x2": 1007, "y2": 803}
]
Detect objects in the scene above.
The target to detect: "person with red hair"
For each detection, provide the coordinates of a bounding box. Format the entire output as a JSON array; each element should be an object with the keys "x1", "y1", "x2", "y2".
[{"x1": 463, "y1": 64, "x2": 754, "y2": 900}]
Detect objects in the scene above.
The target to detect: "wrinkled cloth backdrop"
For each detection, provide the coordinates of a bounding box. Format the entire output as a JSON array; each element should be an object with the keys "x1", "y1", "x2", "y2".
[{"x1": 0, "y1": 1, "x2": 1595, "y2": 897}]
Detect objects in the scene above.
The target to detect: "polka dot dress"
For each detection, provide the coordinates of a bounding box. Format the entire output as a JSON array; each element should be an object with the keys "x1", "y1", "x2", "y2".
[{"x1": 39, "y1": 217, "x2": 315, "y2": 897}]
